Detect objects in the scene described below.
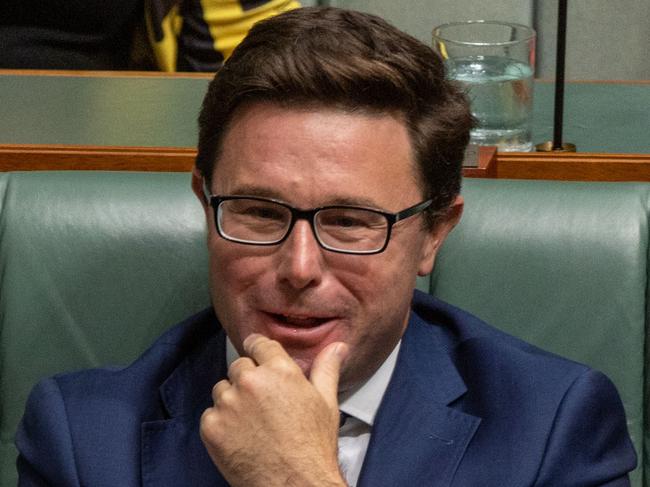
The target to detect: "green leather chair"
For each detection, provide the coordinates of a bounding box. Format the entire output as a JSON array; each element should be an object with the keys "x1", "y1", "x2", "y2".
[
  {"x1": 431, "y1": 178, "x2": 649, "y2": 486},
  {"x1": 1, "y1": 172, "x2": 647, "y2": 485},
  {"x1": 0, "y1": 172, "x2": 210, "y2": 486}
]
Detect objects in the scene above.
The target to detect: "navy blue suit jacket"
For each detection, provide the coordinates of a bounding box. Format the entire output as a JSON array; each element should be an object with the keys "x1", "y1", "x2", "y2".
[{"x1": 16, "y1": 291, "x2": 637, "y2": 486}]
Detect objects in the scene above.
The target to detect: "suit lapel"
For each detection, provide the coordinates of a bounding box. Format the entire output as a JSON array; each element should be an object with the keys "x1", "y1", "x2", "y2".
[
  {"x1": 141, "y1": 328, "x2": 230, "y2": 487},
  {"x1": 358, "y1": 310, "x2": 481, "y2": 487}
]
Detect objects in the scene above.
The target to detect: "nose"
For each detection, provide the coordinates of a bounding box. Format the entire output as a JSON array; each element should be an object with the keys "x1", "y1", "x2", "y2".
[{"x1": 276, "y1": 219, "x2": 324, "y2": 290}]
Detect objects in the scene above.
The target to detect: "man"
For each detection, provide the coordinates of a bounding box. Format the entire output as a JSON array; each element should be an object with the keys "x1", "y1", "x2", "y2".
[{"x1": 16, "y1": 7, "x2": 636, "y2": 486}]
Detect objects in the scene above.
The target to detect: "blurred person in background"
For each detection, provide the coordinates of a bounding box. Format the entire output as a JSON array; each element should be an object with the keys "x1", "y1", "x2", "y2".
[{"x1": 0, "y1": 0, "x2": 299, "y2": 71}]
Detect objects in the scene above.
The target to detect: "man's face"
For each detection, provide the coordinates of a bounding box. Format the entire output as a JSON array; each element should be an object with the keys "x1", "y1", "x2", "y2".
[{"x1": 193, "y1": 102, "x2": 461, "y2": 390}]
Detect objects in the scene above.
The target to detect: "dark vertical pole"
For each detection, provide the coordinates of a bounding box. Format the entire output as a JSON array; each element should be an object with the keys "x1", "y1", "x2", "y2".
[{"x1": 553, "y1": 0, "x2": 568, "y2": 150}]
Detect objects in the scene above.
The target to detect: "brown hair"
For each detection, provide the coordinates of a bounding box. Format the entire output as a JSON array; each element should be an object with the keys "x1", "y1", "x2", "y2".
[{"x1": 196, "y1": 7, "x2": 472, "y2": 220}]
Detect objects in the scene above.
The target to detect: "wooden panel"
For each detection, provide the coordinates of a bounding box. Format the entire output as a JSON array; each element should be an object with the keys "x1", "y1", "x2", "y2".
[
  {"x1": 0, "y1": 69, "x2": 213, "y2": 79},
  {"x1": 0, "y1": 144, "x2": 499, "y2": 177},
  {"x1": 462, "y1": 146, "x2": 497, "y2": 178},
  {"x1": 3, "y1": 143, "x2": 650, "y2": 183},
  {"x1": 0, "y1": 145, "x2": 195, "y2": 172},
  {"x1": 495, "y1": 152, "x2": 650, "y2": 182}
]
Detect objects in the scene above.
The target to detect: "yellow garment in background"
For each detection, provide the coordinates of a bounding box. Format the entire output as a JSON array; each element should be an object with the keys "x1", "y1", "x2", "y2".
[{"x1": 146, "y1": 0, "x2": 300, "y2": 72}]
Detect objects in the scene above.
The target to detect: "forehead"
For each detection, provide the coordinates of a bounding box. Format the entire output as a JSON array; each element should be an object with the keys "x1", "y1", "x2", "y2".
[{"x1": 212, "y1": 102, "x2": 423, "y2": 208}]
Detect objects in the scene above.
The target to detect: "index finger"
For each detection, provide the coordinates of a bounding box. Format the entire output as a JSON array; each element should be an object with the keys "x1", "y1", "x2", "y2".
[{"x1": 243, "y1": 333, "x2": 291, "y2": 365}]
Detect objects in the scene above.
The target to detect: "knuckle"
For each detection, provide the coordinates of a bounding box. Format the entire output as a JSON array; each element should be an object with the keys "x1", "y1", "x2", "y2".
[
  {"x1": 200, "y1": 414, "x2": 226, "y2": 451},
  {"x1": 218, "y1": 387, "x2": 237, "y2": 407},
  {"x1": 228, "y1": 357, "x2": 253, "y2": 379},
  {"x1": 231, "y1": 357, "x2": 250, "y2": 369},
  {"x1": 212, "y1": 380, "x2": 229, "y2": 396},
  {"x1": 212, "y1": 381, "x2": 236, "y2": 407},
  {"x1": 269, "y1": 355, "x2": 297, "y2": 376},
  {"x1": 200, "y1": 408, "x2": 221, "y2": 438},
  {"x1": 236, "y1": 368, "x2": 259, "y2": 390}
]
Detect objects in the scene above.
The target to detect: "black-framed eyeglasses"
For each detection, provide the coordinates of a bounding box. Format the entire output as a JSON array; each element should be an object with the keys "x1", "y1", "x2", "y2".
[{"x1": 203, "y1": 183, "x2": 432, "y2": 255}]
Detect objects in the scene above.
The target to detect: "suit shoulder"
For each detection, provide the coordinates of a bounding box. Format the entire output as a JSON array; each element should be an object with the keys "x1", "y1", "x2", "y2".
[
  {"x1": 411, "y1": 291, "x2": 589, "y2": 385},
  {"x1": 17, "y1": 308, "x2": 224, "y2": 485},
  {"x1": 47, "y1": 307, "x2": 220, "y2": 412}
]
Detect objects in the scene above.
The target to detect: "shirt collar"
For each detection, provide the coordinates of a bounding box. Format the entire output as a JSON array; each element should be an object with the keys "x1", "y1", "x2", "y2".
[
  {"x1": 337, "y1": 341, "x2": 400, "y2": 426},
  {"x1": 225, "y1": 337, "x2": 401, "y2": 427}
]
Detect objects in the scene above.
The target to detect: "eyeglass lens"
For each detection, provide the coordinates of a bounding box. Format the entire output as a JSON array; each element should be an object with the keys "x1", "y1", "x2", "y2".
[{"x1": 217, "y1": 198, "x2": 389, "y2": 252}]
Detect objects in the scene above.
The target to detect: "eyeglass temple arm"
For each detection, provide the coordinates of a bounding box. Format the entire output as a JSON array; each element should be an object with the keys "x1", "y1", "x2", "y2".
[
  {"x1": 393, "y1": 199, "x2": 433, "y2": 223},
  {"x1": 201, "y1": 179, "x2": 212, "y2": 204}
]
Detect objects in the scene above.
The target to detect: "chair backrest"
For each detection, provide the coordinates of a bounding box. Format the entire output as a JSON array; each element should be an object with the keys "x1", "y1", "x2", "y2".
[
  {"x1": 0, "y1": 171, "x2": 210, "y2": 486},
  {"x1": 431, "y1": 177, "x2": 649, "y2": 486}
]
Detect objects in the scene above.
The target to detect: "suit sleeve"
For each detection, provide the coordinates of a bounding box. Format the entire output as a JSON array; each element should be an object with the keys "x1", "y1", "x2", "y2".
[
  {"x1": 534, "y1": 369, "x2": 637, "y2": 486},
  {"x1": 15, "y1": 377, "x2": 81, "y2": 487}
]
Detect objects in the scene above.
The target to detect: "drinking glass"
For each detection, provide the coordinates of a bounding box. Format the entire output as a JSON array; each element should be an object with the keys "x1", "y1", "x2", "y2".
[{"x1": 433, "y1": 21, "x2": 536, "y2": 152}]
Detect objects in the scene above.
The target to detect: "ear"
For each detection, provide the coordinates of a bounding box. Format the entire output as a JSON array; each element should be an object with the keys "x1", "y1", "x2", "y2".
[
  {"x1": 417, "y1": 195, "x2": 464, "y2": 276},
  {"x1": 191, "y1": 167, "x2": 209, "y2": 213}
]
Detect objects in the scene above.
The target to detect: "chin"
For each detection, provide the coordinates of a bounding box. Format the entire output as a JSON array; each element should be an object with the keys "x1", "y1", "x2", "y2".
[{"x1": 291, "y1": 356, "x2": 314, "y2": 376}]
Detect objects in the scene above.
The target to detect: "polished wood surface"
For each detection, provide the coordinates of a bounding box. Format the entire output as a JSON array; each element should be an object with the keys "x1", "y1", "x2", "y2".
[
  {"x1": 7, "y1": 144, "x2": 650, "y2": 183},
  {"x1": 0, "y1": 144, "x2": 195, "y2": 172},
  {"x1": 463, "y1": 147, "x2": 497, "y2": 178},
  {"x1": 496, "y1": 152, "x2": 650, "y2": 182},
  {"x1": 0, "y1": 144, "x2": 503, "y2": 177},
  {"x1": 0, "y1": 69, "x2": 213, "y2": 79}
]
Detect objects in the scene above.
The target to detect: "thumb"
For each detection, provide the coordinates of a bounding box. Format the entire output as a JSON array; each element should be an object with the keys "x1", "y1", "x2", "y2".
[{"x1": 309, "y1": 342, "x2": 349, "y2": 410}]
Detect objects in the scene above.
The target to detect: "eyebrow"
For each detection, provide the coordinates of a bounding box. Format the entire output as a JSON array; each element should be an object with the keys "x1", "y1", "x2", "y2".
[{"x1": 225, "y1": 185, "x2": 384, "y2": 210}]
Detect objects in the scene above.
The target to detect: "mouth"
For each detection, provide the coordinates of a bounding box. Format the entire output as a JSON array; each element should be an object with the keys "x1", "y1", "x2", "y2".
[
  {"x1": 260, "y1": 310, "x2": 342, "y2": 347},
  {"x1": 270, "y1": 313, "x2": 331, "y2": 328}
]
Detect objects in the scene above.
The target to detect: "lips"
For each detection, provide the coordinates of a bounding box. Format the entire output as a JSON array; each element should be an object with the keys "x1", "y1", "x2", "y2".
[
  {"x1": 260, "y1": 310, "x2": 342, "y2": 347},
  {"x1": 271, "y1": 313, "x2": 330, "y2": 328}
]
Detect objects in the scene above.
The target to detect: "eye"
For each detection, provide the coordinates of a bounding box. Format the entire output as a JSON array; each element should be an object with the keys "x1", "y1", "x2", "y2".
[
  {"x1": 319, "y1": 213, "x2": 371, "y2": 229},
  {"x1": 243, "y1": 205, "x2": 285, "y2": 220},
  {"x1": 318, "y1": 208, "x2": 386, "y2": 230},
  {"x1": 228, "y1": 200, "x2": 286, "y2": 221}
]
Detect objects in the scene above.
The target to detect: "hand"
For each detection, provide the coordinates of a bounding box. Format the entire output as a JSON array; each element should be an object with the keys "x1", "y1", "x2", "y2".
[{"x1": 200, "y1": 334, "x2": 349, "y2": 487}]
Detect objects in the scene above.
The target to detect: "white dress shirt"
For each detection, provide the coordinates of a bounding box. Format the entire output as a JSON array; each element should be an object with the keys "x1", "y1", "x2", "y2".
[
  {"x1": 336, "y1": 342, "x2": 400, "y2": 486},
  {"x1": 225, "y1": 338, "x2": 401, "y2": 487}
]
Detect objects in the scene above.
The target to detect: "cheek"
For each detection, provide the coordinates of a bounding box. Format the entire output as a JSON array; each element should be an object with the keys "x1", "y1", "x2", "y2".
[
  {"x1": 208, "y1": 241, "x2": 263, "y2": 316},
  {"x1": 339, "y1": 241, "x2": 424, "y2": 351},
  {"x1": 330, "y1": 235, "x2": 420, "y2": 312},
  {"x1": 208, "y1": 244, "x2": 271, "y2": 349},
  {"x1": 336, "y1": 264, "x2": 412, "y2": 388},
  {"x1": 338, "y1": 247, "x2": 419, "y2": 299},
  {"x1": 332, "y1": 252, "x2": 416, "y2": 338},
  {"x1": 209, "y1": 236, "x2": 266, "y2": 284}
]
